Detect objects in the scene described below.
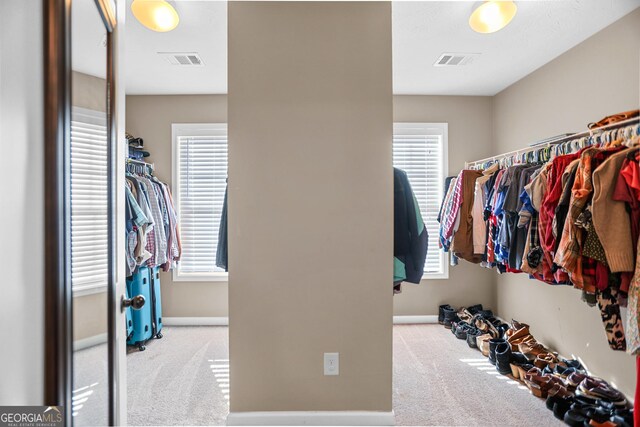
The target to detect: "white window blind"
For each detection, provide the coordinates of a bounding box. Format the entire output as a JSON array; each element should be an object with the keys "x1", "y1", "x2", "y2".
[
  {"x1": 393, "y1": 123, "x2": 449, "y2": 278},
  {"x1": 70, "y1": 106, "x2": 109, "y2": 293},
  {"x1": 172, "y1": 124, "x2": 228, "y2": 281}
]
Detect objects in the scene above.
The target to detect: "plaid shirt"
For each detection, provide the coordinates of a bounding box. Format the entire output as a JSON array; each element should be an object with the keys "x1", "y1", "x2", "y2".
[
  {"x1": 141, "y1": 178, "x2": 167, "y2": 266},
  {"x1": 441, "y1": 172, "x2": 464, "y2": 241}
]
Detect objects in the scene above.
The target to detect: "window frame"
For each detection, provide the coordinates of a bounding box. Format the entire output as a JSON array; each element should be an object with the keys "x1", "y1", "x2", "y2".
[
  {"x1": 70, "y1": 106, "x2": 109, "y2": 296},
  {"x1": 172, "y1": 123, "x2": 229, "y2": 282},
  {"x1": 393, "y1": 122, "x2": 449, "y2": 280}
]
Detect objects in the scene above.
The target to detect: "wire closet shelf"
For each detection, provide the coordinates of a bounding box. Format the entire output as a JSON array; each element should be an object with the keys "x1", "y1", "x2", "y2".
[{"x1": 126, "y1": 157, "x2": 155, "y2": 174}]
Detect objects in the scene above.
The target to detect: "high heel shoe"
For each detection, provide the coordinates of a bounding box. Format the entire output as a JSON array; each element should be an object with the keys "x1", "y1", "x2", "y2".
[
  {"x1": 506, "y1": 325, "x2": 532, "y2": 351},
  {"x1": 518, "y1": 338, "x2": 550, "y2": 361},
  {"x1": 476, "y1": 333, "x2": 492, "y2": 357},
  {"x1": 508, "y1": 352, "x2": 530, "y2": 379},
  {"x1": 533, "y1": 352, "x2": 558, "y2": 369},
  {"x1": 523, "y1": 367, "x2": 562, "y2": 398}
]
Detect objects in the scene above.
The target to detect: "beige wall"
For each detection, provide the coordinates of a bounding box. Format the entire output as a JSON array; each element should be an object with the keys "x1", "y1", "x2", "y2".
[
  {"x1": 492, "y1": 8, "x2": 640, "y2": 398},
  {"x1": 393, "y1": 96, "x2": 496, "y2": 315},
  {"x1": 228, "y1": 1, "x2": 393, "y2": 412},
  {"x1": 73, "y1": 293, "x2": 108, "y2": 342},
  {"x1": 72, "y1": 71, "x2": 106, "y2": 112},
  {"x1": 125, "y1": 94, "x2": 497, "y2": 318},
  {"x1": 126, "y1": 95, "x2": 229, "y2": 317}
]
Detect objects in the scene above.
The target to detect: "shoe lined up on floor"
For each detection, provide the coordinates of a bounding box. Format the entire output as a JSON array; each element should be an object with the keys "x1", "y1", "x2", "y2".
[
  {"x1": 438, "y1": 304, "x2": 453, "y2": 325},
  {"x1": 438, "y1": 304, "x2": 634, "y2": 427},
  {"x1": 441, "y1": 306, "x2": 459, "y2": 329}
]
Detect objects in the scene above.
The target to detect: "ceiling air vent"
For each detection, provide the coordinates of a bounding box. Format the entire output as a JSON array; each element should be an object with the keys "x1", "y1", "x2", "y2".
[
  {"x1": 158, "y1": 52, "x2": 205, "y2": 67},
  {"x1": 434, "y1": 53, "x2": 480, "y2": 67}
]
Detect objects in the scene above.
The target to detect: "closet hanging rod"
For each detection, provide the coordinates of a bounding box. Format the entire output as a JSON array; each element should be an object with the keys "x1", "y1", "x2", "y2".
[{"x1": 465, "y1": 116, "x2": 639, "y2": 168}]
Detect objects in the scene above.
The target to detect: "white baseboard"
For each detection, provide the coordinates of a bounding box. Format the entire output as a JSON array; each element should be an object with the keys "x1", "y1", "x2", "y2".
[
  {"x1": 163, "y1": 316, "x2": 436, "y2": 326},
  {"x1": 163, "y1": 317, "x2": 229, "y2": 326},
  {"x1": 73, "y1": 332, "x2": 108, "y2": 351},
  {"x1": 393, "y1": 315, "x2": 438, "y2": 324},
  {"x1": 226, "y1": 411, "x2": 395, "y2": 426}
]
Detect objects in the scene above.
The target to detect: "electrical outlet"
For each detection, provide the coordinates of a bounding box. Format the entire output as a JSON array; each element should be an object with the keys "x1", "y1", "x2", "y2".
[{"x1": 324, "y1": 353, "x2": 339, "y2": 376}]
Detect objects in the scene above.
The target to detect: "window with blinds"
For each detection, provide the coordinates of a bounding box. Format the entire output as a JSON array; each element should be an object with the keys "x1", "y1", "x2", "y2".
[
  {"x1": 172, "y1": 123, "x2": 228, "y2": 281},
  {"x1": 70, "y1": 106, "x2": 109, "y2": 293},
  {"x1": 393, "y1": 123, "x2": 449, "y2": 278}
]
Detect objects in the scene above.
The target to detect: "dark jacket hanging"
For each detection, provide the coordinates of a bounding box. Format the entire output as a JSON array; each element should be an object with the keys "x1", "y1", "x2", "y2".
[
  {"x1": 216, "y1": 184, "x2": 228, "y2": 272},
  {"x1": 394, "y1": 167, "x2": 429, "y2": 286}
]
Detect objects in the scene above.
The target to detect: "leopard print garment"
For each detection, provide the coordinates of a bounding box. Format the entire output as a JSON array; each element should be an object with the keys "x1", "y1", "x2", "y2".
[{"x1": 596, "y1": 286, "x2": 626, "y2": 351}]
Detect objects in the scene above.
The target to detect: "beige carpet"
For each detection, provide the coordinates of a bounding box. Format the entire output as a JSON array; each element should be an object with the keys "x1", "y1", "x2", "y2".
[
  {"x1": 393, "y1": 324, "x2": 563, "y2": 426},
  {"x1": 123, "y1": 325, "x2": 563, "y2": 426},
  {"x1": 127, "y1": 326, "x2": 230, "y2": 426}
]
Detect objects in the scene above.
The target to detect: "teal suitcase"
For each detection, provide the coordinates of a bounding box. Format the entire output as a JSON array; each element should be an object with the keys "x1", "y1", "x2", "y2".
[
  {"x1": 150, "y1": 267, "x2": 163, "y2": 339},
  {"x1": 126, "y1": 266, "x2": 153, "y2": 351}
]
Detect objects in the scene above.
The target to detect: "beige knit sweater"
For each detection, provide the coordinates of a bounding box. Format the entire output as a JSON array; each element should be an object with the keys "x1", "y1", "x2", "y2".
[{"x1": 592, "y1": 147, "x2": 635, "y2": 272}]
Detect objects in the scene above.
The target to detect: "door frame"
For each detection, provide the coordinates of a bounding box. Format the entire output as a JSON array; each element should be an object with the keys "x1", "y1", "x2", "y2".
[{"x1": 43, "y1": 0, "x2": 118, "y2": 424}]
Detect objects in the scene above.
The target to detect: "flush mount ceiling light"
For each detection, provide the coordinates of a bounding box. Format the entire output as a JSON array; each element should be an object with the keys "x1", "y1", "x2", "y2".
[
  {"x1": 469, "y1": 1, "x2": 517, "y2": 34},
  {"x1": 132, "y1": 0, "x2": 180, "y2": 32}
]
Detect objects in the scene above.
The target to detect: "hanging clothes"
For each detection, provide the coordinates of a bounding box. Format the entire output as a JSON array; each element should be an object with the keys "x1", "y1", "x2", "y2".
[
  {"x1": 440, "y1": 113, "x2": 640, "y2": 352},
  {"x1": 216, "y1": 183, "x2": 228, "y2": 272},
  {"x1": 125, "y1": 162, "x2": 181, "y2": 277},
  {"x1": 394, "y1": 167, "x2": 429, "y2": 293},
  {"x1": 452, "y1": 169, "x2": 483, "y2": 264}
]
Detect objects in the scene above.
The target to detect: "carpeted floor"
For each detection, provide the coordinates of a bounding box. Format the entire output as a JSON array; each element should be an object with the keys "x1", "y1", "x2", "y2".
[
  {"x1": 126, "y1": 326, "x2": 230, "y2": 426},
  {"x1": 393, "y1": 324, "x2": 563, "y2": 426},
  {"x1": 73, "y1": 343, "x2": 109, "y2": 425},
  {"x1": 120, "y1": 324, "x2": 564, "y2": 426}
]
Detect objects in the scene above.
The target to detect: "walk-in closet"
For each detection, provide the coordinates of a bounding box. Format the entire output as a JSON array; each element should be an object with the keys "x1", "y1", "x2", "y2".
[{"x1": 3, "y1": 0, "x2": 640, "y2": 426}]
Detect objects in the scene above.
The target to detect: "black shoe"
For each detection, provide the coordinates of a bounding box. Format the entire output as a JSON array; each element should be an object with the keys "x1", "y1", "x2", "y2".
[
  {"x1": 549, "y1": 364, "x2": 584, "y2": 380},
  {"x1": 467, "y1": 304, "x2": 483, "y2": 315},
  {"x1": 510, "y1": 351, "x2": 529, "y2": 365},
  {"x1": 438, "y1": 304, "x2": 453, "y2": 325},
  {"x1": 563, "y1": 409, "x2": 588, "y2": 427},
  {"x1": 561, "y1": 358, "x2": 584, "y2": 370},
  {"x1": 488, "y1": 338, "x2": 506, "y2": 366},
  {"x1": 494, "y1": 342, "x2": 512, "y2": 375},
  {"x1": 478, "y1": 309, "x2": 494, "y2": 318},
  {"x1": 495, "y1": 322, "x2": 510, "y2": 338},
  {"x1": 443, "y1": 308, "x2": 458, "y2": 329},
  {"x1": 454, "y1": 322, "x2": 473, "y2": 340},
  {"x1": 466, "y1": 327, "x2": 481, "y2": 348},
  {"x1": 550, "y1": 397, "x2": 573, "y2": 421},
  {"x1": 450, "y1": 320, "x2": 459, "y2": 335},
  {"x1": 610, "y1": 408, "x2": 633, "y2": 427}
]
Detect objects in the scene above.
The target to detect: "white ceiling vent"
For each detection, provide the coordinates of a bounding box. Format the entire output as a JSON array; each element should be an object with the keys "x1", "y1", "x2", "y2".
[
  {"x1": 433, "y1": 53, "x2": 480, "y2": 67},
  {"x1": 158, "y1": 52, "x2": 205, "y2": 67}
]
